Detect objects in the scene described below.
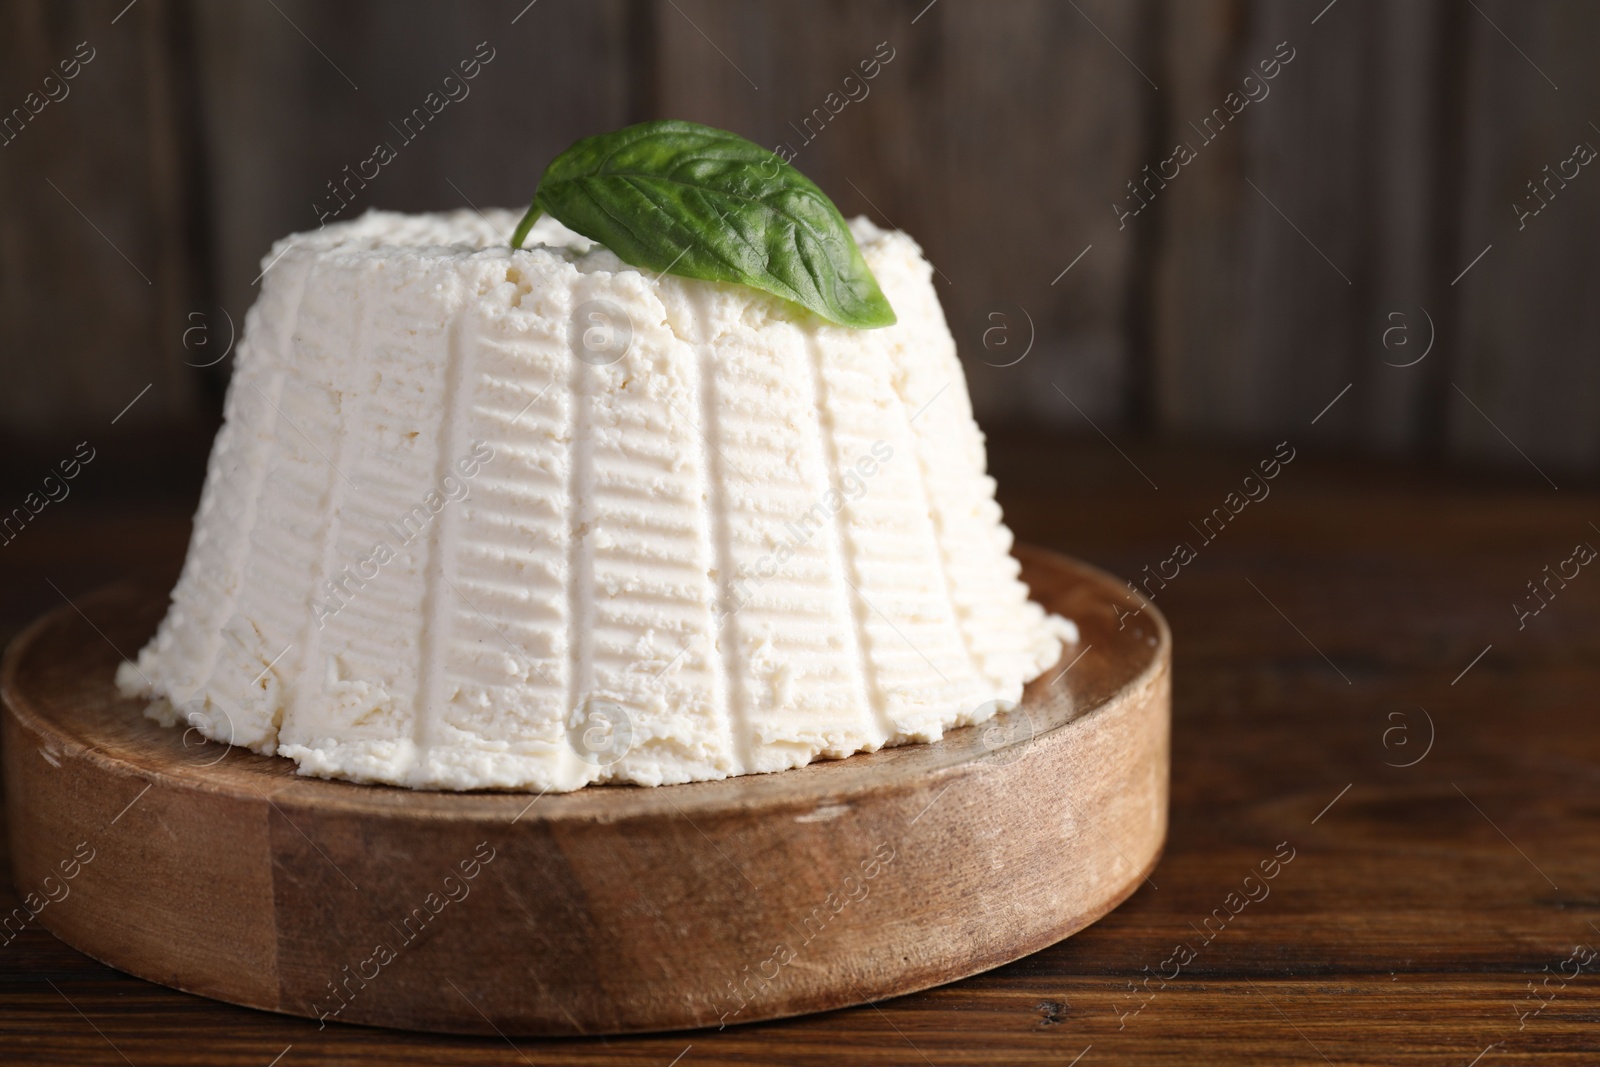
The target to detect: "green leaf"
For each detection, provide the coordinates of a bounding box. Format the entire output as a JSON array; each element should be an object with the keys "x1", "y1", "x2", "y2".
[{"x1": 511, "y1": 120, "x2": 896, "y2": 330}]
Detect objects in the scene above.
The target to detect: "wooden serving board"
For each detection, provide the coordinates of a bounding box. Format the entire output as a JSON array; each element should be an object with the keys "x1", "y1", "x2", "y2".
[{"x1": 1, "y1": 546, "x2": 1169, "y2": 1036}]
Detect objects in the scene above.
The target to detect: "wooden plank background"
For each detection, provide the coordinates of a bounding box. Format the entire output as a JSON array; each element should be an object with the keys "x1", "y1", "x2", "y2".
[{"x1": 3, "y1": 0, "x2": 1598, "y2": 476}]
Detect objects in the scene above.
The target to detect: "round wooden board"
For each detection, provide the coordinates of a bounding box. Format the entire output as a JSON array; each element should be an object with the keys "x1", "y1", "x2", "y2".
[{"x1": 2, "y1": 546, "x2": 1169, "y2": 1036}]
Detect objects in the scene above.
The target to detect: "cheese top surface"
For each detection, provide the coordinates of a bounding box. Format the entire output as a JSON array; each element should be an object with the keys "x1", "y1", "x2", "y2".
[{"x1": 118, "y1": 209, "x2": 1074, "y2": 791}]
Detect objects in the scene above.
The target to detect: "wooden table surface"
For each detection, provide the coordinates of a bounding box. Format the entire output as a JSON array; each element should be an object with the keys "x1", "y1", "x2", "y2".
[{"x1": 3, "y1": 433, "x2": 1598, "y2": 1065}]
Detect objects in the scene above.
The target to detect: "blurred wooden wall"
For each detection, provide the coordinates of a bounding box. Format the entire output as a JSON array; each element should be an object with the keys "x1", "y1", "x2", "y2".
[{"x1": 4, "y1": 0, "x2": 1598, "y2": 475}]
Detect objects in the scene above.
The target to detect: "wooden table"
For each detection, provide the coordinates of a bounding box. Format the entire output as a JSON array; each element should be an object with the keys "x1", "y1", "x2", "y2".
[{"x1": 3, "y1": 434, "x2": 1597, "y2": 1065}]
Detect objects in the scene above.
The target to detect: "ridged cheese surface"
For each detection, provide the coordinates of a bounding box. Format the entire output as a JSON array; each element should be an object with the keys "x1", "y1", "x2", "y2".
[{"x1": 118, "y1": 210, "x2": 1074, "y2": 791}]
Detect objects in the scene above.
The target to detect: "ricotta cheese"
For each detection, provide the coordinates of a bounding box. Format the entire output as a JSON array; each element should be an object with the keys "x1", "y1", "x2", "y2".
[{"x1": 117, "y1": 209, "x2": 1076, "y2": 791}]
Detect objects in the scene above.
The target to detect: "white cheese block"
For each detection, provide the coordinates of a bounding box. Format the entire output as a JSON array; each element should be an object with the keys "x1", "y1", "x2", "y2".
[{"x1": 117, "y1": 209, "x2": 1075, "y2": 791}]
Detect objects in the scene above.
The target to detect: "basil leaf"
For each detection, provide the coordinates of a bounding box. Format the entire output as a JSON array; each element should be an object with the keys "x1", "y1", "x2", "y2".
[{"x1": 512, "y1": 120, "x2": 896, "y2": 330}]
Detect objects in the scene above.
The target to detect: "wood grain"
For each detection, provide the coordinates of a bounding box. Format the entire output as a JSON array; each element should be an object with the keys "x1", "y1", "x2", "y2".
[
  {"x1": 1449, "y1": 0, "x2": 1600, "y2": 468},
  {"x1": 4, "y1": 437, "x2": 1600, "y2": 1062},
  {"x1": 0, "y1": 0, "x2": 203, "y2": 433},
  {"x1": 1149, "y1": 0, "x2": 1380, "y2": 440},
  {"x1": 188, "y1": 0, "x2": 640, "y2": 354},
  {"x1": 8, "y1": 1, "x2": 1600, "y2": 470},
  {"x1": 2, "y1": 549, "x2": 1170, "y2": 1036},
  {"x1": 649, "y1": 0, "x2": 1151, "y2": 427}
]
